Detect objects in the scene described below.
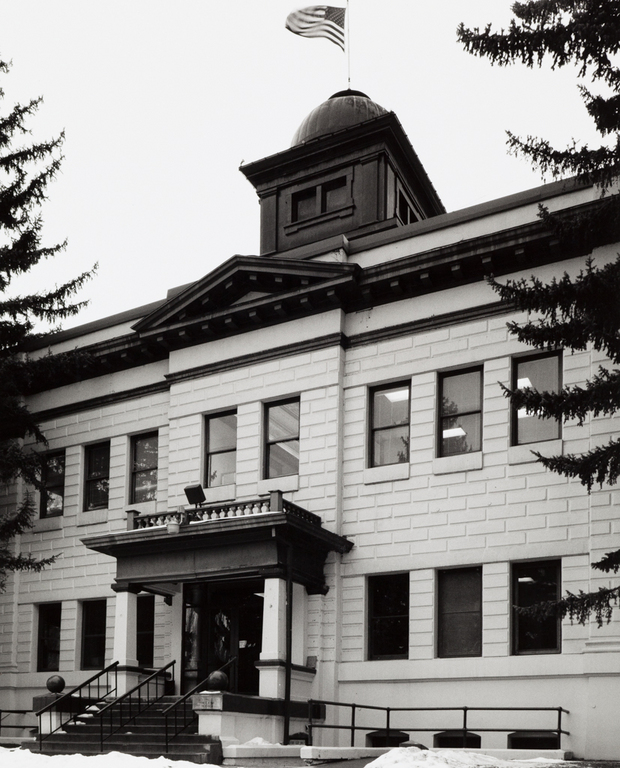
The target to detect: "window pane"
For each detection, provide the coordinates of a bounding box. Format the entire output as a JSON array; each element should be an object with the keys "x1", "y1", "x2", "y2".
[
  {"x1": 268, "y1": 440, "x2": 300, "y2": 478},
  {"x1": 267, "y1": 402, "x2": 300, "y2": 442},
  {"x1": 46, "y1": 454, "x2": 65, "y2": 483},
  {"x1": 513, "y1": 561, "x2": 560, "y2": 654},
  {"x1": 37, "y1": 603, "x2": 61, "y2": 672},
  {"x1": 373, "y1": 425, "x2": 410, "y2": 465},
  {"x1": 88, "y1": 444, "x2": 110, "y2": 478},
  {"x1": 323, "y1": 177, "x2": 347, "y2": 211},
  {"x1": 133, "y1": 469, "x2": 158, "y2": 503},
  {"x1": 368, "y1": 573, "x2": 409, "y2": 660},
  {"x1": 515, "y1": 356, "x2": 561, "y2": 444},
  {"x1": 292, "y1": 188, "x2": 316, "y2": 221},
  {"x1": 133, "y1": 434, "x2": 158, "y2": 471},
  {"x1": 441, "y1": 413, "x2": 481, "y2": 456},
  {"x1": 441, "y1": 370, "x2": 481, "y2": 416},
  {"x1": 86, "y1": 479, "x2": 109, "y2": 510},
  {"x1": 208, "y1": 451, "x2": 236, "y2": 487},
  {"x1": 373, "y1": 386, "x2": 410, "y2": 429},
  {"x1": 438, "y1": 568, "x2": 482, "y2": 658},
  {"x1": 82, "y1": 600, "x2": 106, "y2": 669},
  {"x1": 208, "y1": 414, "x2": 237, "y2": 452}
]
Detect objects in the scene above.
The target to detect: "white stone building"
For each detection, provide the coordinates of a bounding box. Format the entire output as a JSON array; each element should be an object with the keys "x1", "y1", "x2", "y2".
[{"x1": 1, "y1": 91, "x2": 619, "y2": 760}]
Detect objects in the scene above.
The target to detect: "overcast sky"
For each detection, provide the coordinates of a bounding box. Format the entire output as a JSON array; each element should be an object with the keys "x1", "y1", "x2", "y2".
[{"x1": 1, "y1": 0, "x2": 600, "y2": 329}]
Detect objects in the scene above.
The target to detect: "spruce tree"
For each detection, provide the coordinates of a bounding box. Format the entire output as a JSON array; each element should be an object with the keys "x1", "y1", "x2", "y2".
[
  {"x1": 0, "y1": 58, "x2": 93, "y2": 590},
  {"x1": 458, "y1": 1, "x2": 620, "y2": 626}
]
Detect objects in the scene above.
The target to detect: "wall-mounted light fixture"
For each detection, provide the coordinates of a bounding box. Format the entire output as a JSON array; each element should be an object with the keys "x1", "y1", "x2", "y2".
[{"x1": 184, "y1": 484, "x2": 206, "y2": 507}]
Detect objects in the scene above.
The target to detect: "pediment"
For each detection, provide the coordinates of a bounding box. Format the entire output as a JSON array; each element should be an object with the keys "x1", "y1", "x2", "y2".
[{"x1": 133, "y1": 254, "x2": 359, "y2": 344}]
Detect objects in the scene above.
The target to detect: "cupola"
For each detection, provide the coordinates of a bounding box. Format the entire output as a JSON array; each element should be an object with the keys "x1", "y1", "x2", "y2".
[{"x1": 240, "y1": 90, "x2": 445, "y2": 256}]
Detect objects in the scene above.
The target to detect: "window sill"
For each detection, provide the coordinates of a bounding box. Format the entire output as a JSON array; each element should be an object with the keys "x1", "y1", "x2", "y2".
[
  {"x1": 433, "y1": 452, "x2": 483, "y2": 475},
  {"x1": 78, "y1": 508, "x2": 108, "y2": 527},
  {"x1": 33, "y1": 516, "x2": 63, "y2": 532},
  {"x1": 257, "y1": 475, "x2": 299, "y2": 495},
  {"x1": 284, "y1": 204, "x2": 354, "y2": 234},
  {"x1": 203, "y1": 484, "x2": 236, "y2": 503},
  {"x1": 363, "y1": 463, "x2": 410, "y2": 485},
  {"x1": 508, "y1": 439, "x2": 563, "y2": 465}
]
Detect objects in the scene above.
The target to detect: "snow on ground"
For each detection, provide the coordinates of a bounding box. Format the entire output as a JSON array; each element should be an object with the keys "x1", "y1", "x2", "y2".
[{"x1": 0, "y1": 745, "x2": 567, "y2": 768}]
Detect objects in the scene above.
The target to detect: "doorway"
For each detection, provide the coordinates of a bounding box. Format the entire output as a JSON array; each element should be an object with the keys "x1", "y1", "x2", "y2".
[{"x1": 182, "y1": 580, "x2": 264, "y2": 695}]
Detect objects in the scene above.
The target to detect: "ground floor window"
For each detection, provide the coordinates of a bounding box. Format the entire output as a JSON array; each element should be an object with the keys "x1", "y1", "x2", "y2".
[
  {"x1": 367, "y1": 573, "x2": 409, "y2": 660},
  {"x1": 137, "y1": 594, "x2": 155, "y2": 668},
  {"x1": 37, "y1": 603, "x2": 61, "y2": 672},
  {"x1": 437, "y1": 566, "x2": 482, "y2": 657},
  {"x1": 512, "y1": 560, "x2": 561, "y2": 654},
  {"x1": 81, "y1": 599, "x2": 107, "y2": 669},
  {"x1": 434, "y1": 731, "x2": 481, "y2": 748}
]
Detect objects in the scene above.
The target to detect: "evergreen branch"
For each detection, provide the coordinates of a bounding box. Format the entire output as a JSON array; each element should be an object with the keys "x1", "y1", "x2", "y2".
[
  {"x1": 533, "y1": 438, "x2": 620, "y2": 490},
  {"x1": 501, "y1": 367, "x2": 620, "y2": 424},
  {"x1": 593, "y1": 550, "x2": 620, "y2": 573},
  {"x1": 517, "y1": 584, "x2": 620, "y2": 626}
]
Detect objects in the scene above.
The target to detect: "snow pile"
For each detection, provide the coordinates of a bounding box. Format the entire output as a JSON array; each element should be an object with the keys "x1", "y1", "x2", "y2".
[
  {"x1": 0, "y1": 747, "x2": 219, "y2": 768},
  {"x1": 366, "y1": 748, "x2": 565, "y2": 768},
  {"x1": 0, "y1": 745, "x2": 567, "y2": 768}
]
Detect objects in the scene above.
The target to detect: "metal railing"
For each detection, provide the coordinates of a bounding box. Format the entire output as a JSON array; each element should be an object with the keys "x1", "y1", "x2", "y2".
[
  {"x1": 0, "y1": 709, "x2": 35, "y2": 740},
  {"x1": 96, "y1": 661, "x2": 174, "y2": 751},
  {"x1": 163, "y1": 657, "x2": 237, "y2": 751},
  {"x1": 36, "y1": 662, "x2": 119, "y2": 747},
  {"x1": 307, "y1": 700, "x2": 569, "y2": 749}
]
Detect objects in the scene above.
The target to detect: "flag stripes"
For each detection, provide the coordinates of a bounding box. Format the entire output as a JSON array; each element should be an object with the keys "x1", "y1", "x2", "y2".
[{"x1": 285, "y1": 6, "x2": 346, "y2": 51}]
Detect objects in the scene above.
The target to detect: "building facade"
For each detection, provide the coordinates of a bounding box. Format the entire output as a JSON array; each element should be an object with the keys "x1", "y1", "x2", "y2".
[{"x1": 1, "y1": 91, "x2": 619, "y2": 759}]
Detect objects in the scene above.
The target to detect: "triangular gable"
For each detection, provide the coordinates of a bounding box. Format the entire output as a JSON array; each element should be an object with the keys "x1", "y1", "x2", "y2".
[{"x1": 133, "y1": 254, "x2": 359, "y2": 342}]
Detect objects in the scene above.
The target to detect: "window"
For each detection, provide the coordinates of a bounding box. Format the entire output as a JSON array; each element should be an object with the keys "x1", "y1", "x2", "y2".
[
  {"x1": 291, "y1": 176, "x2": 348, "y2": 223},
  {"x1": 513, "y1": 353, "x2": 561, "y2": 445},
  {"x1": 130, "y1": 433, "x2": 158, "y2": 503},
  {"x1": 437, "y1": 567, "x2": 482, "y2": 658},
  {"x1": 368, "y1": 573, "x2": 409, "y2": 660},
  {"x1": 40, "y1": 451, "x2": 65, "y2": 518},
  {"x1": 136, "y1": 595, "x2": 155, "y2": 668},
  {"x1": 84, "y1": 442, "x2": 110, "y2": 511},
  {"x1": 264, "y1": 399, "x2": 300, "y2": 479},
  {"x1": 81, "y1": 599, "x2": 107, "y2": 669},
  {"x1": 512, "y1": 560, "x2": 561, "y2": 655},
  {"x1": 37, "y1": 603, "x2": 61, "y2": 672},
  {"x1": 439, "y1": 368, "x2": 482, "y2": 456},
  {"x1": 370, "y1": 383, "x2": 410, "y2": 467},
  {"x1": 206, "y1": 412, "x2": 237, "y2": 487}
]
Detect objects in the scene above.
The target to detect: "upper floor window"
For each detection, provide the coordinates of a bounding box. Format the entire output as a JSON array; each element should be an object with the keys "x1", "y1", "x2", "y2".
[
  {"x1": 206, "y1": 412, "x2": 237, "y2": 487},
  {"x1": 37, "y1": 602, "x2": 61, "y2": 672},
  {"x1": 291, "y1": 176, "x2": 348, "y2": 223},
  {"x1": 439, "y1": 368, "x2": 482, "y2": 456},
  {"x1": 84, "y1": 442, "x2": 110, "y2": 511},
  {"x1": 40, "y1": 451, "x2": 65, "y2": 518},
  {"x1": 370, "y1": 383, "x2": 410, "y2": 467},
  {"x1": 437, "y1": 566, "x2": 482, "y2": 658},
  {"x1": 512, "y1": 560, "x2": 561, "y2": 655},
  {"x1": 512, "y1": 353, "x2": 561, "y2": 445},
  {"x1": 264, "y1": 398, "x2": 300, "y2": 479},
  {"x1": 131, "y1": 433, "x2": 158, "y2": 504},
  {"x1": 368, "y1": 573, "x2": 409, "y2": 660}
]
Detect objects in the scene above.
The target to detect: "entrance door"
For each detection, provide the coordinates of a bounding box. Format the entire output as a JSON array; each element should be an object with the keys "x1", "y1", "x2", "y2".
[{"x1": 182, "y1": 581, "x2": 263, "y2": 695}]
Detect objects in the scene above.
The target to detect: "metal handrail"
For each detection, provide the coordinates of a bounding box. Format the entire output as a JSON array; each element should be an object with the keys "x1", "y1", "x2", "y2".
[
  {"x1": 0, "y1": 709, "x2": 34, "y2": 737},
  {"x1": 163, "y1": 656, "x2": 237, "y2": 751},
  {"x1": 36, "y1": 662, "x2": 119, "y2": 747},
  {"x1": 96, "y1": 661, "x2": 175, "y2": 751},
  {"x1": 307, "y1": 700, "x2": 570, "y2": 749}
]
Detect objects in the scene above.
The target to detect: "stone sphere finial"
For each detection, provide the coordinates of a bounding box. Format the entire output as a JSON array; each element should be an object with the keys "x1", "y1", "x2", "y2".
[
  {"x1": 46, "y1": 675, "x2": 65, "y2": 694},
  {"x1": 205, "y1": 670, "x2": 229, "y2": 691}
]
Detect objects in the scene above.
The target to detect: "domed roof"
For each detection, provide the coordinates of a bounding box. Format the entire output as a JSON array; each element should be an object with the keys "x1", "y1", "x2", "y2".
[{"x1": 291, "y1": 90, "x2": 388, "y2": 146}]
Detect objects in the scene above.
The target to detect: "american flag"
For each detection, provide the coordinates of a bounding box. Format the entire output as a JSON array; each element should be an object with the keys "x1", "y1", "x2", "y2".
[{"x1": 285, "y1": 6, "x2": 346, "y2": 51}]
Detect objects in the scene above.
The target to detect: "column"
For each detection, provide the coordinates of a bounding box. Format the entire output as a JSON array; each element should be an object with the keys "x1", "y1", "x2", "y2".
[
  {"x1": 111, "y1": 582, "x2": 140, "y2": 694},
  {"x1": 257, "y1": 578, "x2": 287, "y2": 698}
]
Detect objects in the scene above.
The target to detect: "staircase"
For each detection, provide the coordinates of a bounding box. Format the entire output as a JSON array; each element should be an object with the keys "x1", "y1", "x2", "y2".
[{"x1": 33, "y1": 696, "x2": 223, "y2": 765}]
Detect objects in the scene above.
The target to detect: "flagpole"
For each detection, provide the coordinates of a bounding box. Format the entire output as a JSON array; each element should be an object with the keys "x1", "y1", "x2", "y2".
[{"x1": 346, "y1": 0, "x2": 351, "y2": 88}]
